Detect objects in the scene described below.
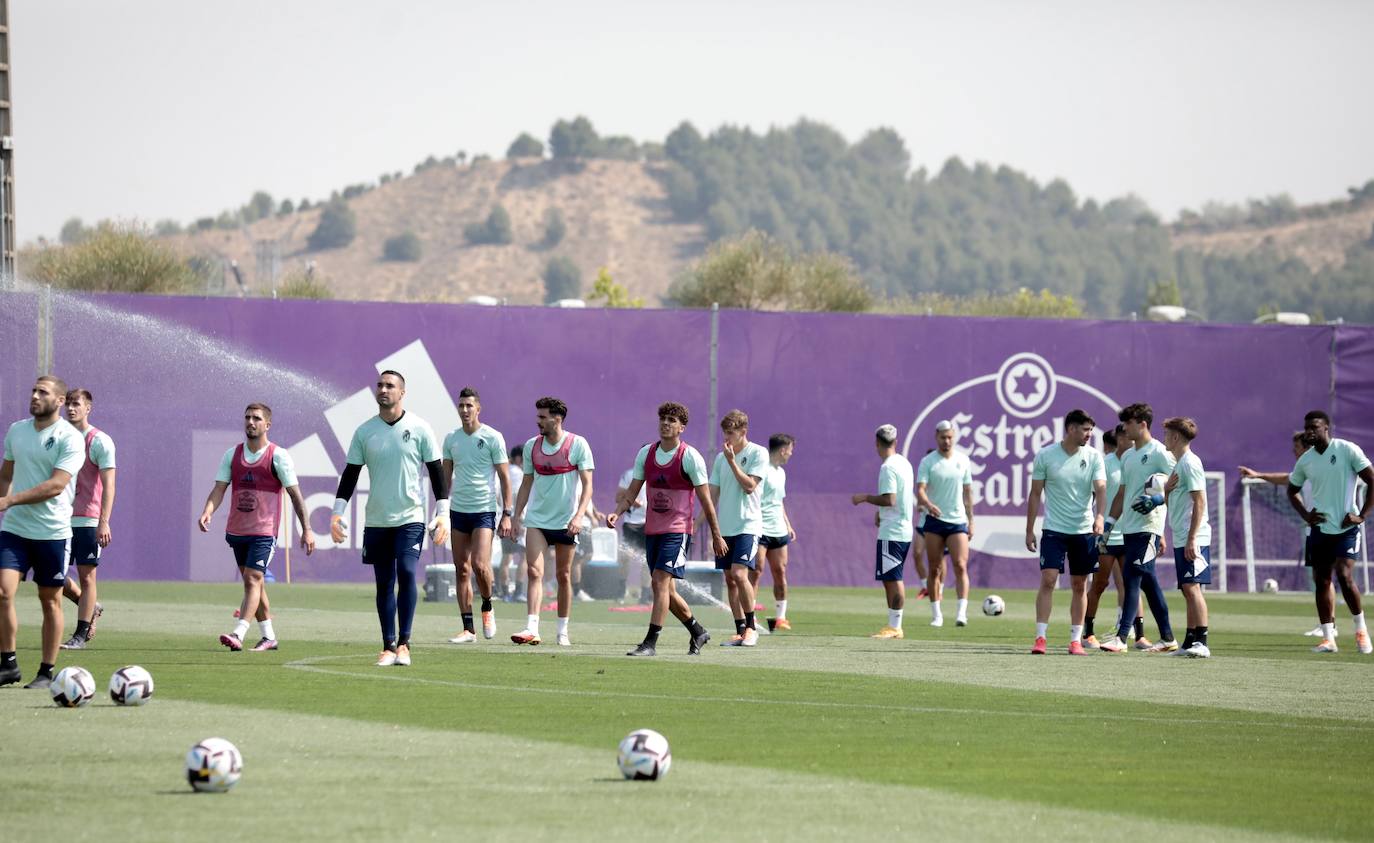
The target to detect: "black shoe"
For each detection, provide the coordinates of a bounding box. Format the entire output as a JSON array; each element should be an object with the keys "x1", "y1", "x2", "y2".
[
  {"x1": 23, "y1": 675, "x2": 52, "y2": 690},
  {"x1": 60, "y1": 634, "x2": 87, "y2": 650},
  {"x1": 688, "y1": 629, "x2": 711, "y2": 656},
  {"x1": 626, "y1": 643, "x2": 657, "y2": 657},
  {"x1": 0, "y1": 665, "x2": 20, "y2": 687}
]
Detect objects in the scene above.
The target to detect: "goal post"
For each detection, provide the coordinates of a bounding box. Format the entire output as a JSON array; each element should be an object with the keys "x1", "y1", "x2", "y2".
[
  {"x1": 1203, "y1": 471, "x2": 1228, "y2": 593},
  {"x1": 1240, "y1": 477, "x2": 1369, "y2": 594}
]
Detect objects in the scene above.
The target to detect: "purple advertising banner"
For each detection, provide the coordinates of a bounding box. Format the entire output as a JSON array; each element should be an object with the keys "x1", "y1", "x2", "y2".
[{"x1": 0, "y1": 290, "x2": 1368, "y2": 591}]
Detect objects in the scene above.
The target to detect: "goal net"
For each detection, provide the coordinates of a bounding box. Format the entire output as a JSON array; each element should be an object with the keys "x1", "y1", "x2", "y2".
[{"x1": 1241, "y1": 478, "x2": 1370, "y2": 593}]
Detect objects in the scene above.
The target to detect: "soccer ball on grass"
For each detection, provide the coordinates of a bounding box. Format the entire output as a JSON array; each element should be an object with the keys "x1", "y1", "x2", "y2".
[
  {"x1": 50, "y1": 666, "x2": 96, "y2": 708},
  {"x1": 1262, "y1": 578, "x2": 1279, "y2": 594},
  {"x1": 109, "y1": 665, "x2": 154, "y2": 706},
  {"x1": 982, "y1": 595, "x2": 1005, "y2": 616},
  {"x1": 617, "y1": 728, "x2": 671, "y2": 780},
  {"x1": 186, "y1": 737, "x2": 242, "y2": 793}
]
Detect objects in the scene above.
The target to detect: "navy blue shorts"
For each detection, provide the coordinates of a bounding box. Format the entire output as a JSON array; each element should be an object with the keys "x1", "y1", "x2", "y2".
[
  {"x1": 1174, "y1": 546, "x2": 1212, "y2": 585},
  {"x1": 0, "y1": 531, "x2": 70, "y2": 587},
  {"x1": 69, "y1": 526, "x2": 102, "y2": 568},
  {"x1": 760, "y1": 534, "x2": 790, "y2": 550},
  {"x1": 875, "y1": 540, "x2": 910, "y2": 581},
  {"x1": 536, "y1": 527, "x2": 578, "y2": 546},
  {"x1": 1039, "y1": 530, "x2": 1098, "y2": 576},
  {"x1": 1122, "y1": 532, "x2": 1162, "y2": 568},
  {"x1": 451, "y1": 510, "x2": 496, "y2": 534},
  {"x1": 715, "y1": 534, "x2": 758, "y2": 570},
  {"x1": 1305, "y1": 527, "x2": 1362, "y2": 567},
  {"x1": 226, "y1": 533, "x2": 276, "y2": 572},
  {"x1": 922, "y1": 515, "x2": 968, "y2": 537},
  {"x1": 645, "y1": 532, "x2": 690, "y2": 578},
  {"x1": 362, "y1": 524, "x2": 426, "y2": 569}
]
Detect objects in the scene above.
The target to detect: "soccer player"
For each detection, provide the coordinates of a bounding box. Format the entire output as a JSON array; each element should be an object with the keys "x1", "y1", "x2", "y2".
[
  {"x1": 441, "y1": 387, "x2": 512, "y2": 644},
  {"x1": 1085, "y1": 425, "x2": 1144, "y2": 648},
  {"x1": 1286, "y1": 410, "x2": 1374, "y2": 654},
  {"x1": 711, "y1": 410, "x2": 768, "y2": 647},
  {"x1": 330, "y1": 371, "x2": 449, "y2": 666},
  {"x1": 915, "y1": 420, "x2": 974, "y2": 627},
  {"x1": 608, "y1": 401, "x2": 725, "y2": 656},
  {"x1": 198, "y1": 403, "x2": 316, "y2": 651},
  {"x1": 510, "y1": 396, "x2": 593, "y2": 646},
  {"x1": 753, "y1": 433, "x2": 796, "y2": 631},
  {"x1": 1162, "y1": 417, "x2": 1213, "y2": 658},
  {"x1": 1024, "y1": 409, "x2": 1106, "y2": 655},
  {"x1": 853, "y1": 424, "x2": 914, "y2": 639},
  {"x1": 0, "y1": 376, "x2": 85, "y2": 689},
  {"x1": 58, "y1": 389, "x2": 115, "y2": 650},
  {"x1": 1100, "y1": 403, "x2": 1178, "y2": 654}
]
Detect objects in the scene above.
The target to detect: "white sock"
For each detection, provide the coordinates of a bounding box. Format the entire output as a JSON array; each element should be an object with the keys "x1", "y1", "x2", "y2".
[
  {"x1": 931, "y1": 601, "x2": 943, "y2": 621},
  {"x1": 776, "y1": 599, "x2": 788, "y2": 619},
  {"x1": 526, "y1": 614, "x2": 539, "y2": 634},
  {"x1": 1035, "y1": 622, "x2": 1048, "y2": 638},
  {"x1": 956, "y1": 598, "x2": 968, "y2": 619},
  {"x1": 232, "y1": 618, "x2": 250, "y2": 640},
  {"x1": 557, "y1": 616, "x2": 569, "y2": 636},
  {"x1": 1322, "y1": 622, "x2": 1337, "y2": 640},
  {"x1": 1355, "y1": 612, "x2": 1368, "y2": 633},
  {"x1": 260, "y1": 618, "x2": 275, "y2": 640},
  {"x1": 889, "y1": 608, "x2": 903, "y2": 630},
  {"x1": 1070, "y1": 624, "x2": 1083, "y2": 643}
]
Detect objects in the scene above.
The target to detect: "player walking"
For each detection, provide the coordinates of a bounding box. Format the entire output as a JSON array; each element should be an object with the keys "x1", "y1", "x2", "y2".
[
  {"x1": 511, "y1": 397, "x2": 593, "y2": 647},
  {"x1": 756, "y1": 434, "x2": 796, "y2": 631},
  {"x1": 915, "y1": 421, "x2": 974, "y2": 627},
  {"x1": 1024, "y1": 409, "x2": 1106, "y2": 655},
  {"x1": 1162, "y1": 417, "x2": 1213, "y2": 657},
  {"x1": 711, "y1": 410, "x2": 768, "y2": 647},
  {"x1": 0, "y1": 377, "x2": 85, "y2": 689},
  {"x1": 198, "y1": 403, "x2": 315, "y2": 651},
  {"x1": 1100, "y1": 403, "x2": 1178, "y2": 654},
  {"x1": 1286, "y1": 411, "x2": 1374, "y2": 654},
  {"x1": 608, "y1": 402, "x2": 725, "y2": 656},
  {"x1": 330, "y1": 371, "x2": 449, "y2": 666},
  {"x1": 57, "y1": 389, "x2": 115, "y2": 650},
  {"x1": 442, "y1": 387, "x2": 512, "y2": 644},
  {"x1": 854, "y1": 424, "x2": 915, "y2": 639}
]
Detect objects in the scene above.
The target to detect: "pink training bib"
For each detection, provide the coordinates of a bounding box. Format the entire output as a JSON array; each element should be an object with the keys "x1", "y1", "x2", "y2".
[
  {"x1": 226, "y1": 443, "x2": 284, "y2": 538},
  {"x1": 530, "y1": 433, "x2": 578, "y2": 475},
  {"x1": 644, "y1": 442, "x2": 695, "y2": 536},
  {"x1": 72, "y1": 427, "x2": 105, "y2": 521}
]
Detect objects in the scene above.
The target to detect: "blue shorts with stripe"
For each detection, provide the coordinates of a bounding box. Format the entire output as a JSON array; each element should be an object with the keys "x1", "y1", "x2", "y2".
[
  {"x1": 646, "y1": 532, "x2": 690, "y2": 578},
  {"x1": 0, "y1": 530, "x2": 69, "y2": 587},
  {"x1": 874, "y1": 539, "x2": 910, "y2": 582},
  {"x1": 1305, "y1": 526, "x2": 1362, "y2": 566},
  {"x1": 69, "y1": 526, "x2": 102, "y2": 568},
  {"x1": 715, "y1": 534, "x2": 758, "y2": 570},
  {"x1": 1039, "y1": 530, "x2": 1098, "y2": 576},
  {"x1": 226, "y1": 533, "x2": 276, "y2": 572},
  {"x1": 1174, "y1": 546, "x2": 1212, "y2": 585}
]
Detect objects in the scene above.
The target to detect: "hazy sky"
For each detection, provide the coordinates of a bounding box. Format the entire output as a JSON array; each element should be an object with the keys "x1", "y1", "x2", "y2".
[{"x1": 16, "y1": 0, "x2": 1374, "y2": 243}]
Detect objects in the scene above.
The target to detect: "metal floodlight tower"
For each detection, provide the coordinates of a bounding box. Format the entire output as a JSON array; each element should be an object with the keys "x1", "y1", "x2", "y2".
[{"x1": 0, "y1": 0, "x2": 14, "y2": 289}]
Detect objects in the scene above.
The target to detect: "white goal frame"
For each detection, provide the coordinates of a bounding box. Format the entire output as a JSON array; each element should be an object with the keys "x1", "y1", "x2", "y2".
[{"x1": 1240, "y1": 477, "x2": 1369, "y2": 594}]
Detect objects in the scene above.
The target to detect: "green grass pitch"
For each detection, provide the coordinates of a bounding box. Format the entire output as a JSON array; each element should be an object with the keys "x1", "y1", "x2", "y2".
[{"x1": 2, "y1": 581, "x2": 1371, "y2": 841}]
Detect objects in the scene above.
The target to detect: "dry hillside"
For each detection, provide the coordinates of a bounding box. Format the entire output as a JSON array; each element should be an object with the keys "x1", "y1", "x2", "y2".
[
  {"x1": 1170, "y1": 204, "x2": 1374, "y2": 271},
  {"x1": 170, "y1": 158, "x2": 707, "y2": 304}
]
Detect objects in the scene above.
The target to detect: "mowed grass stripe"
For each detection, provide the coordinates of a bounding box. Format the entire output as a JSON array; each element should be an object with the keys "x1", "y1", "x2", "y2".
[{"x1": 0, "y1": 698, "x2": 1331, "y2": 843}]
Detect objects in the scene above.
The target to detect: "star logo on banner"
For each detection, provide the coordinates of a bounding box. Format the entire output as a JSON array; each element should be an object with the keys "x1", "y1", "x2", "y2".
[{"x1": 994, "y1": 353, "x2": 1058, "y2": 419}]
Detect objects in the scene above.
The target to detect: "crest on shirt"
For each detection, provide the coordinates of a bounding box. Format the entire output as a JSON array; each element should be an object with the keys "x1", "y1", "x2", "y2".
[
  {"x1": 1331, "y1": 454, "x2": 1337, "y2": 464},
  {"x1": 402, "y1": 430, "x2": 412, "y2": 443},
  {"x1": 45, "y1": 436, "x2": 55, "y2": 450}
]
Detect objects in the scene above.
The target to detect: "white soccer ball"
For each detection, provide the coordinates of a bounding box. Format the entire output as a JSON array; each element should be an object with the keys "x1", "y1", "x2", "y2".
[
  {"x1": 1262, "y1": 578, "x2": 1279, "y2": 594},
  {"x1": 617, "y1": 728, "x2": 672, "y2": 781},
  {"x1": 982, "y1": 595, "x2": 1005, "y2": 616},
  {"x1": 50, "y1": 666, "x2": 96, "y2": 708},
  {"x1": 109, "y1": 665, "x2": 154, "y2": 706},
  {"x1": 186, "y1": 737, "x2": 243, "y2": 793},
  {"x1": 1145, "y1": 473, "x2": 1169, "y2": 497}
]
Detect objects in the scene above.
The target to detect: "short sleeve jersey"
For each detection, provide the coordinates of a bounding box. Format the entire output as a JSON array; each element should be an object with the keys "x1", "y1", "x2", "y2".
[
  {"x1": 1290, "y1": 438, "x2": 1372, "y2": 536},
  {"x1": 1167, "y1": 450, "x2": 1212, "y2": 549},
  {"x1": 346, "y1": 412, "x2": 440, "y2": 528},
  {"x1": 521, "y1": 433, "x2": 594, "y2": 530},
  {"x1": 1116, "y1": 439, "x2": 1177, "y2": 536},
  {"x1": 1104, "y1": 451, "x2": 1123, "y2": 515},
  {"x1": 759, "y1": 463, "x2": 788, "y2": 538},
  {"x1": 1, "y1": 418, "x2": 86, "y2": 541},
  {"x1": 709, "y1": 442, "x2": 769, "y2": 537},
  {"x1": 618, "y1": 468, "x2": 648, "y2": 526},
  {"x1": 443, "y1": 424, "x2": 509, "y2": 514},
  {"x1": 72, "y1": 430, "x2": 117, "y2": 528},
  {"x1": 916, "y1": 450, "x2": 973, "y2": 525},
  {"x1": 1031, "y1": 443, "x2": 1106, "y2": 535},
  {"x1": 878, "y1": 453, "x2": 915, "y2": 542},
  {"x1": 215, "y1": 442, "x2": 299, "y2": 487},
  {"x1": 632, "y1": 443, "x2": 709, "y2": 485}
]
